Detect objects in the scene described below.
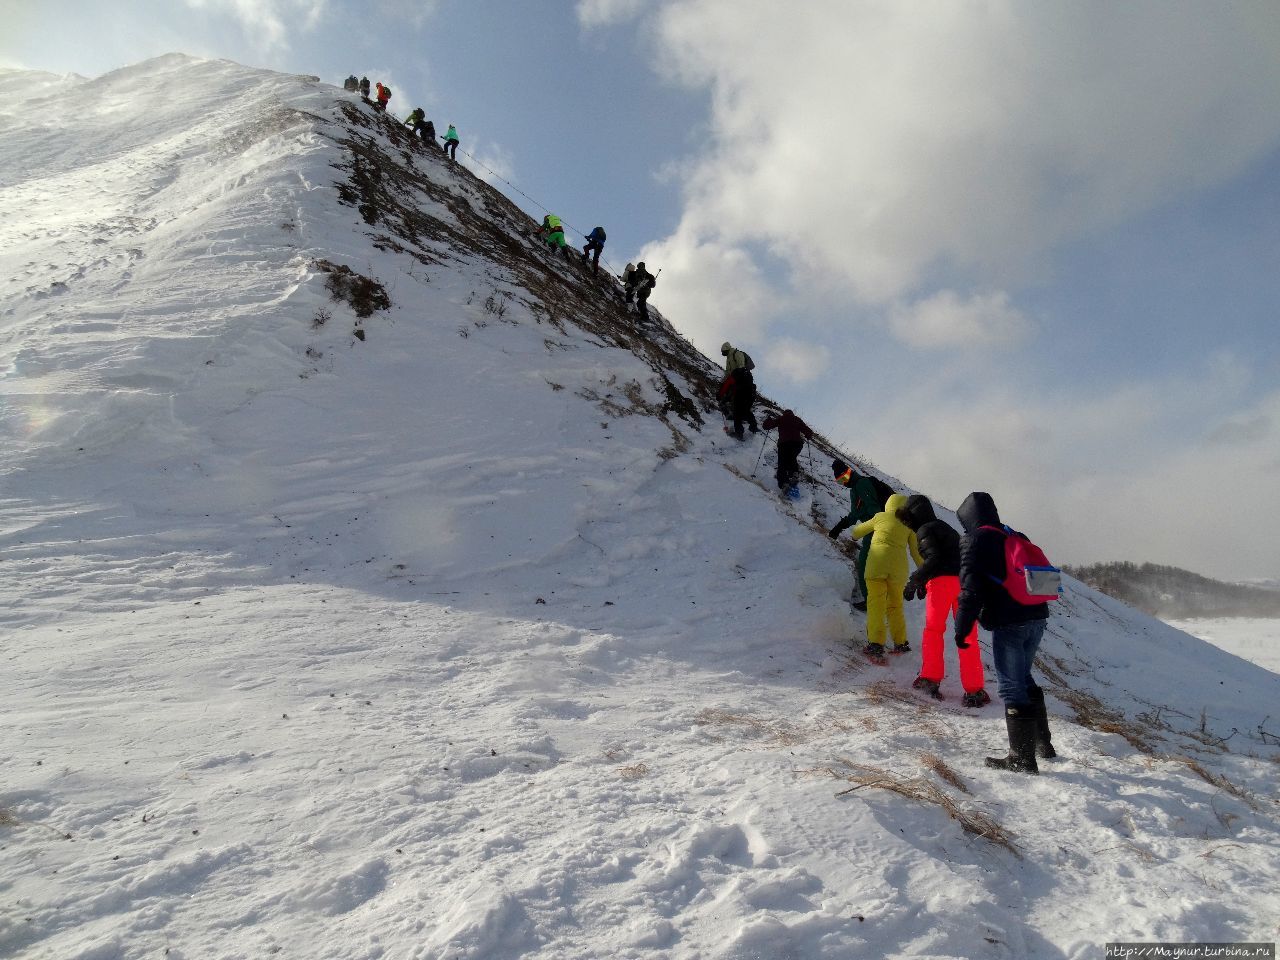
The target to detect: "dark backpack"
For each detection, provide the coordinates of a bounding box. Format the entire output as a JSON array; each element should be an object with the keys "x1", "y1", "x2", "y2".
[
  {"x1": 868, "y1": 475, "x2": 895, "y2": 509},
  {"x1": 740, "y1": 351, "x2": 755, "y2": 372}
]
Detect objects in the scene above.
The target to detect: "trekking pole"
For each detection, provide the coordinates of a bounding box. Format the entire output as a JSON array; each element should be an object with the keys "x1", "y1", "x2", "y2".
[{"x1": 751, "y1": 429, "x2": 773, "y2": 477}]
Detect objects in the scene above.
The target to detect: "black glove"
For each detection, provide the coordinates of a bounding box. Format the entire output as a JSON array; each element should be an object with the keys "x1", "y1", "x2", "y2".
[
  {"x1": 955, "y1": 634, "x2": 970, "y2": 649},
  {"x1": 903, "y1": 579, "x2": 918, "y2": 602}
]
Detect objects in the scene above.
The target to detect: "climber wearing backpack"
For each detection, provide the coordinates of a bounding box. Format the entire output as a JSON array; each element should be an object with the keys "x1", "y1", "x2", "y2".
[
  {"x1": 343, "y1": 75, "x2": 359, "y2": 92},
  {"x1": 898, "y1": 495, "x2": 990, "y2": 708},
  {"x1": 374, "y1": 81, "x2": 392, "y2": 112},
  {"x1": 405, "y1": 107, "x2": 429, "y2": 140},
  {"x1": 359, "y1": 76, "x2": 371, "y2": 100},
  {"x1": 582, "y1": 227, "x2": 606, "y2": 275},
  {"x1": 828, "y1": 460, "x2": 889, "y2": 611},
  {"x1": 539, "y1": 215, "x2": 572, "y2": 260},
  {"x1": 954, "y1": 491, "x2": 1058, "y2": 775},
  {"x1": 761, "y1": 409, "x2": 813, "y2": 493},
  {"x1": 624, "y1": 261, "x2": 655, "y2": 305},
  {"x1": 845, "y1": 493, "x2": 923, "y2": 660}
]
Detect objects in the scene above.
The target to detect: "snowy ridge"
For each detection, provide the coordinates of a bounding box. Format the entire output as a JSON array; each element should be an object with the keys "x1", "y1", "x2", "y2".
[{"x1": 1, "y1": 56, "x2": 1277, "y2": 959}]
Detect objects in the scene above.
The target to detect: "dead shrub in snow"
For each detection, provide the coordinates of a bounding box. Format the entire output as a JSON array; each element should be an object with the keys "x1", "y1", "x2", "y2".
[
  {"x1": 1174, "y1": 756, "x2": 1259, "y2": 811},
  {"x1": 918, "y1": 752, "x2": 969, "y2": 794},
  {"x1": 1054, "y1": 686, "x2": 1159, "y2": 754},
  {"x1": 315, "y1": 259, "x2": 391, "y2": 318},
  {"x1": 696, "y1": 708, "x2": 855, "y2": 747},
  {"x1": 863, "y1": 678, "x2": 917, "y2": 709},
  {"x1": 813, "y1": 759, "x2": 1020, "y2": 856},
  {"x1": 696, "y1": 708, "x2": 808, "y2": 747},
  {"x1": 0, "y1": 807, "x2": 17, "y2": 827},
  {"x1": 618, "y1": 763, "x2": 649, "y2": 780}
]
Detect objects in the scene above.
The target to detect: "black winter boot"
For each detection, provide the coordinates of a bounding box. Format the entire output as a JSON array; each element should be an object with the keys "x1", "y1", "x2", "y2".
[
  {"x1": 1027, "y1": 684, "x2": 1057, "y2": 759},
  {"x1": 985, "y1": 705, "x2": 1039, "y2": 775}
]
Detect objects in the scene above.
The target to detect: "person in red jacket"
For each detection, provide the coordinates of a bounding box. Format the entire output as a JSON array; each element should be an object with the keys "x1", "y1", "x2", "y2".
[
  {"x1": 761, "y1": 409, "x2": 813, "y2": 493},
  {"x1": 374, "y1": 81, "x2": 391, "y2": 113}
]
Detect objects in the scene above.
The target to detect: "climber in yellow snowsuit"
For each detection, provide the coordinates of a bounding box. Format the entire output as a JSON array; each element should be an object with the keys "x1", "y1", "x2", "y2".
[{"x1": 849, "y1": 493, "x2": 924, "y2": 656}]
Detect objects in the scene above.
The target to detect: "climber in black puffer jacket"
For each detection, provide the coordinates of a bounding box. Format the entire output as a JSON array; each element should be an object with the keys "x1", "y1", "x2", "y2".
[{"x1": 899, "y1": 495, "x2": 989, "y2": 707}]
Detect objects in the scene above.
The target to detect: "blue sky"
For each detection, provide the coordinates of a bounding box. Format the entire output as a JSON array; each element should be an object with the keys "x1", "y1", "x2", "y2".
[{"x1": 4, "y1": 0, "x2": 1279, "y2": 580}]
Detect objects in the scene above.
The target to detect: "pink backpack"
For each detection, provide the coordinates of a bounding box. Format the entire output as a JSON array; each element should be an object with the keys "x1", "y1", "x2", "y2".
[{"x1": 981, "y1": 525, "x2": 1062, "y2": 604}]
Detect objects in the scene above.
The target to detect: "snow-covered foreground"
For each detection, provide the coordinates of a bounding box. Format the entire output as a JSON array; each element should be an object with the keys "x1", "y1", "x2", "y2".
[
  {"x1": 2, "y1": 56, "x2": 1278, "y2": 959},
  {"x1": 1167, "y1": 619, "x2": 1280, "y2": 676}
]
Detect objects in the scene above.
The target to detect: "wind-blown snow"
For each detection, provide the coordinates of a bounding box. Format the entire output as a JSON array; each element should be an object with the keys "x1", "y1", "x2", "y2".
[{"x1": 2, "y1": 55, "x2": 1278, "y2": 960}]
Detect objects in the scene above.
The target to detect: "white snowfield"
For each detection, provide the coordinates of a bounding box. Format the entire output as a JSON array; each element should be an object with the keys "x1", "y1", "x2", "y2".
[{"x1": 1, "y1": 56, "x2": 1277, "y2": 960}]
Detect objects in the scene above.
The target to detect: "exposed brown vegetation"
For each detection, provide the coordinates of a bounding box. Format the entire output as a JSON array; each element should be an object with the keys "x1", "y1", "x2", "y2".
[
  {"x1": 811, "y1": 759, "x2": 1020, "y2": 856},
  {"x1": 315, "y1": 259, "x2": 391, "y2": 318}
]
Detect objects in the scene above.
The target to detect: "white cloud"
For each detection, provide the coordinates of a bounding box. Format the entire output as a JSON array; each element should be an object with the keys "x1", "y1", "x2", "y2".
[
  {"x1": 372, "y1": 0, "x2": 441, "y2": 29},
  {"x1": 183, "y1": 0, "x2": 327, "y2": 51},
  {"x1": 888, "y1": 289, "x2": 1031, "y2": 349},
  {"x1": 823, "y1": 363, "x2": 1280, "y2": 580},
  {"x1": 576, "y1": 0, "x2": 649, "y2": 28},
  {"x1": 636, "y1": 223, "x2": 779, "y2": 355},
  {"x1": 764, "y1": 338, "x2": 831, "y2": 386},
  {"x1": 639, "y1": 1, "x2": 1280, "y2": 307}
]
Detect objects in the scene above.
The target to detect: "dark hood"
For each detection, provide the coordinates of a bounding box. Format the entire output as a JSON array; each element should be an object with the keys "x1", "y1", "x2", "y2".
[
  {"x1": 898, "y1": 494, "x2": 937, "y2": 531},
  {"x1": 957, "y1": 491, "x2": 1000, "y2": 533}
]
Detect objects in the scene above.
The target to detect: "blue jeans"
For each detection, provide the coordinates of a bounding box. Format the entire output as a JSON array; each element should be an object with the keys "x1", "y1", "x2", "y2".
[{"x1": 991, "y1": 618, "x2": 1047, "y2": 706}]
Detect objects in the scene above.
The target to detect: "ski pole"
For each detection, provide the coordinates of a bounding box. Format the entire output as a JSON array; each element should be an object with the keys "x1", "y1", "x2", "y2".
[{"x1": 751, "y1": 428, "x2": 773, "y2": 477}]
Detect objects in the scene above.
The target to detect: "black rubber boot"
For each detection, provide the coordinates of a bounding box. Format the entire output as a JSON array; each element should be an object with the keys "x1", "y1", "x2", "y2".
[
  {"x1": 1027, "y1": 684, "x2": 1057, "y2": 759},
  {"x1": 985, "y1": 705, "x2": 1039, "y2": 775}
]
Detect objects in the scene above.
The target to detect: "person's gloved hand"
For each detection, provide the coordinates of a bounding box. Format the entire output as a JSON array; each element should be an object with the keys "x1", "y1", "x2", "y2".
[
  {"x1": 903, "y1": 579, "x2": 918, "y2": 601},
  {"x1": 955, "y1": 634, "x2": 970, "y2": 649}
]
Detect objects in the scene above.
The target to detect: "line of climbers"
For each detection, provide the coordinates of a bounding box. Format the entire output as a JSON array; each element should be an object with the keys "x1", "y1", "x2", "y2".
[
  {"x1": 344, "y1": 75, "x2": 641, "y2": 310},
  {"x1": 344, "y1": 75, "x2": 459, "y2": 160},
  {"x1": 343, "y1": 71, "x2": 1055, "y2": 778},
  {"x1": 721, "y1": 343, "x2": 1060, "y2": 775}
]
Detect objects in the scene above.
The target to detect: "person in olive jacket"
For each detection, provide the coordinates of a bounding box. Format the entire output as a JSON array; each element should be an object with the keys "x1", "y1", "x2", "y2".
[
  {"x1": 954, "y1": 491, "x2": 1055, "y2": 774},
  {"x1": 828, "y1": 459, "x2": 881, "y2": 611},
  {"x1": 898, "y1": 495, "x2": 990, "y2": 707}
]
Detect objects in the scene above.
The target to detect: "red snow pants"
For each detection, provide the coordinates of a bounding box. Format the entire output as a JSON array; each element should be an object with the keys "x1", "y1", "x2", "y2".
[{"x1": 920, "y1": 575, "x2": 985, "y2": 692}]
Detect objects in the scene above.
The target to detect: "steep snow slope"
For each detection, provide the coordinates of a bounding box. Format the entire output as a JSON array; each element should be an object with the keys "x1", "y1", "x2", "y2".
[{"x1": 1, "y1": 56, "x2": 1277, "y2": 960}]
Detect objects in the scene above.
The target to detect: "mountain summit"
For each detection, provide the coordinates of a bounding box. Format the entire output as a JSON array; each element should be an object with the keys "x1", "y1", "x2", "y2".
[{"x1": 2, "y1": 56, "x2": 1277, "y2": 959}]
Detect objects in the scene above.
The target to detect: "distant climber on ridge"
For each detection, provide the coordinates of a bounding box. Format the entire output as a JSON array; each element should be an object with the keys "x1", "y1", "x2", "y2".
[
  {"x1": 539, "y1": 215, "x2": 572, "y2": 260},
  {"x1": 405, "y1": 107, "x2": 429, "y2": 141},
  {"x1": 582, "y1": 227, "x2": 606, "y2": 275},
  {"x1": 623, "y1": 262, "x2": 656, "y2": 320},
  {"x1": 358, "y1": 76, "x2": 370, "y2": 100},
  {"x1": 443, "y1": 124, "x2": 459, "y2": 160},
  {"x1": 343, "y1": 75, "x2": 359, "y2": 92}
]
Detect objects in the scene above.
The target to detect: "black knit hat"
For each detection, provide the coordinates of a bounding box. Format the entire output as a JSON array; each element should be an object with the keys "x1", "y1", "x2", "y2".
[{"x1": 831, "y1": 459, "x2": 849, "y2": 478}]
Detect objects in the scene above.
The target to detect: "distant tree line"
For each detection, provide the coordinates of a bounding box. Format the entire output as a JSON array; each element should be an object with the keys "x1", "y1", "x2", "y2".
[{"x1": 1064, "y1": 561, "x2": 1280, "y2": 620}]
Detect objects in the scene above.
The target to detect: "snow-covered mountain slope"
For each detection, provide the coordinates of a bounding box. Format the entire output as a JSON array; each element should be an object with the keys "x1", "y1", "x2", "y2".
[{"x1": 2, "y1": 56, "x2": 1277, "y2": 960}]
